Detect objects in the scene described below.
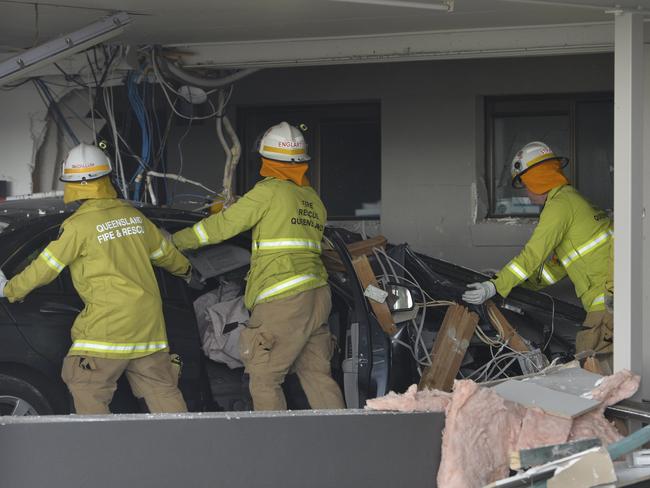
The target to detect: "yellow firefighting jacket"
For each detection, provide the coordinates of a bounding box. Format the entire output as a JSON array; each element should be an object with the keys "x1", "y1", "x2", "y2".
[
  {"x1": 173, "y1": 177, "x2": 328, "y2": 310},
  {"x1": 492, "y1": 185, "x2": 612, "y2": 312},
  {"x1": 4, "y1": 199, "x2": 191, "y2": 359}
]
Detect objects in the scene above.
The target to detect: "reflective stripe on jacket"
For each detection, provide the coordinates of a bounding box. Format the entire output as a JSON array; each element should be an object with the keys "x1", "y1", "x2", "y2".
[
  {"x1": 172, "y1": 177, "x2": 328, "y2": 309},
  {"x1": 492, "y1": 185, "x2": 612, "y2": 312},
  {"x1": 4, "y1": 199, "x2": 191, "y2": 359}
]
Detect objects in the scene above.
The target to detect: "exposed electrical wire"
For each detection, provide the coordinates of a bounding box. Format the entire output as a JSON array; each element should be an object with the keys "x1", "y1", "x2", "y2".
[
  {"x1": 539, "y1": 291, "x2": 556, "y2": 352},
  {"x1": 33, "y1": 79, "x2": 80, "y2": 146},
  {"x1": 150, "y1": 50, "x2": 224, "y2": 121},
  {"x1": 173, "y1": 114, "x2": 194, "y2": 201},
  {"x1": 147, "y1": 171, "x2": 216, "y2": 194}
]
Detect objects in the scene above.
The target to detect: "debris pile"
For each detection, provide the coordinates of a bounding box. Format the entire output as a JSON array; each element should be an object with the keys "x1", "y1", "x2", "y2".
[{"x1": 366, "y1": 367, "x2": 640, "y2": 488}]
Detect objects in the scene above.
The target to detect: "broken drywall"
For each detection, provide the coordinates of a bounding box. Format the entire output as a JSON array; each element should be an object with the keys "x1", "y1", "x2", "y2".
[
  {"x1": 0, "y1": 83, "x2": 105, "y2": 197},
  {"x1": 32, "y1": 87, "x2": 104, "y2": 193},
  {"x1": 0, "y1": 84, "x2": 49, "y2": 195},
  {"x1": 366, "y1": 369, "x2": 640, "y2": 488}
]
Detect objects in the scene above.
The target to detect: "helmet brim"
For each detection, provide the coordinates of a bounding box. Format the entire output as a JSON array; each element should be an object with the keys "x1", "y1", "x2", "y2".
[
  {"x1": 259, "y1": 154, "x2": 311, "y2": 163},
  {"x1": 60, "y1": 170, "x2": 113, "y2": 183},
  {"x1": 511, "y1": 156, "x2": 568, "y2": 189}
]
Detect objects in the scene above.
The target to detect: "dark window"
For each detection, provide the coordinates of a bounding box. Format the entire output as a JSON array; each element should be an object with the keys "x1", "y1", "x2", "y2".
[
  {"x1": 238, "y1": 102, "x2": 381, "y2": 220},
  {"x1": 486, "y1": 94, "x2": 613, "y2": 217},
  {"x1": 6, "y1": 225, "x2": 65, "y2": 295}
]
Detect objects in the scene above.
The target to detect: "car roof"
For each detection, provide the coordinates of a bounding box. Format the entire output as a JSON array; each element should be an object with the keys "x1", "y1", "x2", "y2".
[{"x1": 0, "y1": 197, "x2": 205, "y2": 233}]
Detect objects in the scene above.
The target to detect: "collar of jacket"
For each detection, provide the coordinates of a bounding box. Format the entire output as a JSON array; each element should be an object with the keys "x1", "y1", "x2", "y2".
[
  {"x1": 545, "y1": 184, "x2": 569, "y2": 203},
  {"x1": 74, "y1": 198, "x2": 126, "y2": 215}
]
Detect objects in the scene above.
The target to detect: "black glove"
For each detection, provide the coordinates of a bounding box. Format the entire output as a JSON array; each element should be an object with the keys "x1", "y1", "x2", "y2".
[{"x1": 185, "y1": 267, "x2": 205, "y2": 290}]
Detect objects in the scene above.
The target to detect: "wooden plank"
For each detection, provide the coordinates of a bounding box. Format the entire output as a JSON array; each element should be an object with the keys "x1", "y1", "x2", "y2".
[
  {"x1": 418, "y1": 304, "x2": 478, "y2": 392},
  {"x1": 510, "y1": 438, "x2": 602, "y2": 470},
  {"x1": 583, "y1": 357, "x2": 604, "y2": 375},
  {"x1": 346, "y1": 235, "x2": 388, "y2": 257},
  {"x1": 323, "y1": 236, "x2": 387, "y2": 273},
  {"x1": 351, "y1": 254, "x2": 397, "y2": 336},
  {"x1": 491, "y1": 380, "x2": 601, "y2": 419},
  {"x1": 485, "y1": 300, "x2": 531, "y2": 353}
]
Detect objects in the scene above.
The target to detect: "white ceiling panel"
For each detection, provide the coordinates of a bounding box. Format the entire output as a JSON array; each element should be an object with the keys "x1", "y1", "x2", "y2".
[{"x1": 1, "y1": 0, "x2": 648, "y2": 49}]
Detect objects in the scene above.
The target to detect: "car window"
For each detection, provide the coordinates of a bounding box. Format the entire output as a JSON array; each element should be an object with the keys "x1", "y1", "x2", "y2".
[
  {"x1": 5, "y1": 225, "x2": 65, "y2": 295},
  {"x1": 6, "y1": 217, "x2": 196, "y2": 301}
]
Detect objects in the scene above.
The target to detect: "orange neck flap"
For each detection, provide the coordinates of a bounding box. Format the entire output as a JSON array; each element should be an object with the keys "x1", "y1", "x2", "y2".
[
  {"x1": 521, "y1": 160, "x2": 569, "y2": 195},
  {"x1": 260, "y1": 158, "x2": 310, "y2": 186}
]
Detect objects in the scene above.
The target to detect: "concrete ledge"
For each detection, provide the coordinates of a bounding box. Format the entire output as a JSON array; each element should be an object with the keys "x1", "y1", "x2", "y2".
[{"x1": 0, "y1": 409, "x2": 444, "y2": 488}]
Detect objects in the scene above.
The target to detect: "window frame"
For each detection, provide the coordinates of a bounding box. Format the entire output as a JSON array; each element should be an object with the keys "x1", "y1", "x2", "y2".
[
  {"x1": 485, "y1": 92, "x2": 613, "y2": 218},
  {"x1": 236, "y1": 101, "x2": 382, "y2": 221}
]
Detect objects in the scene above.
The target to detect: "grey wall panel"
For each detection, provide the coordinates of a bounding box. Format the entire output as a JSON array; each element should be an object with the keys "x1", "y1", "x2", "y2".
[
  {"x1": 0, "y1": 409, "x2": 444, "y2": 488},
  {"x1": 173, "y1": 54, "x2": 612, "y2": 273}
]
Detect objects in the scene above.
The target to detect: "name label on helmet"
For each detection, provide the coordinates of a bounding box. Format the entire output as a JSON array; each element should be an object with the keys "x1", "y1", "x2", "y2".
[{"x1": 278, "y1": 141, "x2": 304, "y2": 148}]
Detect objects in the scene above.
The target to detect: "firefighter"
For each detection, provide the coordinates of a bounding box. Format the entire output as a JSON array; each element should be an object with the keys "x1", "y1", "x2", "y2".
[
  {"x1": 172, "y1": 121, "x2": 345, "y2": 411},
  {"x1": 0, "y1": 143, "x2": 191, "y2": 414},
  {"x1": 462, "y1": 142, "x2": 613, "y2": 365}
]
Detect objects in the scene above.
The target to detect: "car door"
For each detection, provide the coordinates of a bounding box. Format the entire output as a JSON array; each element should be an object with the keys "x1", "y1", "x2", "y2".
[
  {"x1": 153, "y1": 263, "x2": 206, "y2": 411},
  {"x1": 327, "y1": 230, "x2": 388, "y2": 408},
  {"x1": 153, "y1": 218, "x2": 212, "y2": 411},
  {"x1": 4, "y1": 218, "x2": 207, "y2": 413},
  {"x1": 3, "y1": 224, "x2": 81, "y2": 369}
]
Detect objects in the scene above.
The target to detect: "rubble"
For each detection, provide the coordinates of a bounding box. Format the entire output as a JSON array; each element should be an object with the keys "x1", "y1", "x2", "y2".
[{"x1": 366, "y1": 368, "x2": 640, "y2": 488}]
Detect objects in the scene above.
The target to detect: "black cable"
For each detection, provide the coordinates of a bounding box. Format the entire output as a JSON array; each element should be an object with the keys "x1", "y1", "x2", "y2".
[
  {"x1": 0, "y1": 76, "x2": 37, "y2": 90},
  {"x1": 85, "y1": 50, "x2": 100, "y2": 89},
  {"x1": 34, "y1": 79, "x2": 80, "y2": 146},
  {"x1": 93, "y1": 45, "x2": 118, "y2": 110},
  {"x1": 53, "y1": 63, "x2": 90, "y2": 88},
  {"x1": 92, "y1": 46, "x2": 100, "y2": 76}
]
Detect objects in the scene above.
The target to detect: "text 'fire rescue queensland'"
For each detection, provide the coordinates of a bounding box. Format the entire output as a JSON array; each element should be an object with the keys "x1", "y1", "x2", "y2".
[
  {"x1": 96, "y1": 216, "x2": 145, "y2": 243},
  {"x1": 291, "y1": 200, "x2": 323, "y2": 231}
]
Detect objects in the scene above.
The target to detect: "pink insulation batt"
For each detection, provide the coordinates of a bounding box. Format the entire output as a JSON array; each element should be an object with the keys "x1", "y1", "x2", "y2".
[{"x1": 365, "y1": 369, "x2": 640, "y2": 488}]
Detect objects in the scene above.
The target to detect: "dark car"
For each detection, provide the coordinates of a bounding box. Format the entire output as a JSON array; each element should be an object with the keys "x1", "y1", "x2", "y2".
[{"x1": 0, "y1": 199, "x2": 585, "y2": 416}]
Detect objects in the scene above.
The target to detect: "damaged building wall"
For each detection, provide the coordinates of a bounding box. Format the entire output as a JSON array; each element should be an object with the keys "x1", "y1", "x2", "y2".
[
  {"x1": 224, "y1": 53, "x2": 614, "y2": 270},
  {"x1": 0, "y1": 84, "x2": 50, "y2": 196},
  {"x1": 0, "y1": 83, "x2": 103, "y2": 196},
  {"x1": 0, "y1": 54, "x2": 613, "y2": 274},
  {"x1": 32, "y1": 88, "x2": 105, "y2": 193}
]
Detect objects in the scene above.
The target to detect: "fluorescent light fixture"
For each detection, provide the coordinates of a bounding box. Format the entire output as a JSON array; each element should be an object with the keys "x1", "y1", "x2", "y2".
[
  {"x1": 0, "y1": 12, "x2": 131, "y2": 87},
  {"x1": 329, "y1": 0, "x2": 453, "y2": 11},
  {"x1": 499, "y1": 0, "x2": 649, "y2": 13}
]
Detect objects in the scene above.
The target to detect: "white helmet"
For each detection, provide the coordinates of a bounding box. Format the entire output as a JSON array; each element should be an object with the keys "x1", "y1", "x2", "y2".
[
  {"x1": 61, "y1": 143, "x2": 113, "y2": 182},
  {"x1": 510, "y1": 141, "x2": 568, "y2": 188},
  {"x1": 258, "y1": 122, "x2": 310, "y2": 163}
]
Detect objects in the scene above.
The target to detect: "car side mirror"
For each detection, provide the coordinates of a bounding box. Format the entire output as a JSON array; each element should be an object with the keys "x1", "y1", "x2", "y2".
[{"x1": 386, "y1": 284, "x2": 414, "y2": 312}]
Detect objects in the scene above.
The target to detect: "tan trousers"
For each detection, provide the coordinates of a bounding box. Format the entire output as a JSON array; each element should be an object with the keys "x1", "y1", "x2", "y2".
[
  {"x1": 240, "y1": 286, "x2": 346, "y2": 411},
  {"x1": 576, "y1": 310, "x2": 614, "y2": 372},
  {"x1": 61, "y1": 351, "x2": 187, "y2": 414}
]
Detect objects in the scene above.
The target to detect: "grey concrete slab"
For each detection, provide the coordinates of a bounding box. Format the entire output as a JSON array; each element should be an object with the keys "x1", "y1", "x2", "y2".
[
  {"x1": 492, "y1": 380, "x2": 600, "y2": 419},
  {"x1": 0, "y1": 409, "x2": 444, "y2": 488}
]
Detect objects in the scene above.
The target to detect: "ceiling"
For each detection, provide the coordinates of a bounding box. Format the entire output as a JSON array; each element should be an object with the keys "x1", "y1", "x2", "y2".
[{"x1": 1, "y1": 0, "x2": 649, "y2": 50}]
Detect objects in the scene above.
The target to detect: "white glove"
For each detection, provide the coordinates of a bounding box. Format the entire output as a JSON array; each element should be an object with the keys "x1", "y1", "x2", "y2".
[
  {"x1": 160, "y1": 228, "x2": 172, "y2": 242},
  {"x1": 462, "y1": 281, "x2": 496, "y2": 305},
  {"x1": 0, "y1": 269, "x2": 7, "y2": 298}
]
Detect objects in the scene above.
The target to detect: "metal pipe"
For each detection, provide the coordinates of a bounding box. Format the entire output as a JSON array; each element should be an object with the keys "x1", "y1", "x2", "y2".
[
  {"x1": 158, "y1": 53, "x2": 259, "y2": 89},
  {"x1": 606, "y1": 399, "x2": 650, "y2": 423}
]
